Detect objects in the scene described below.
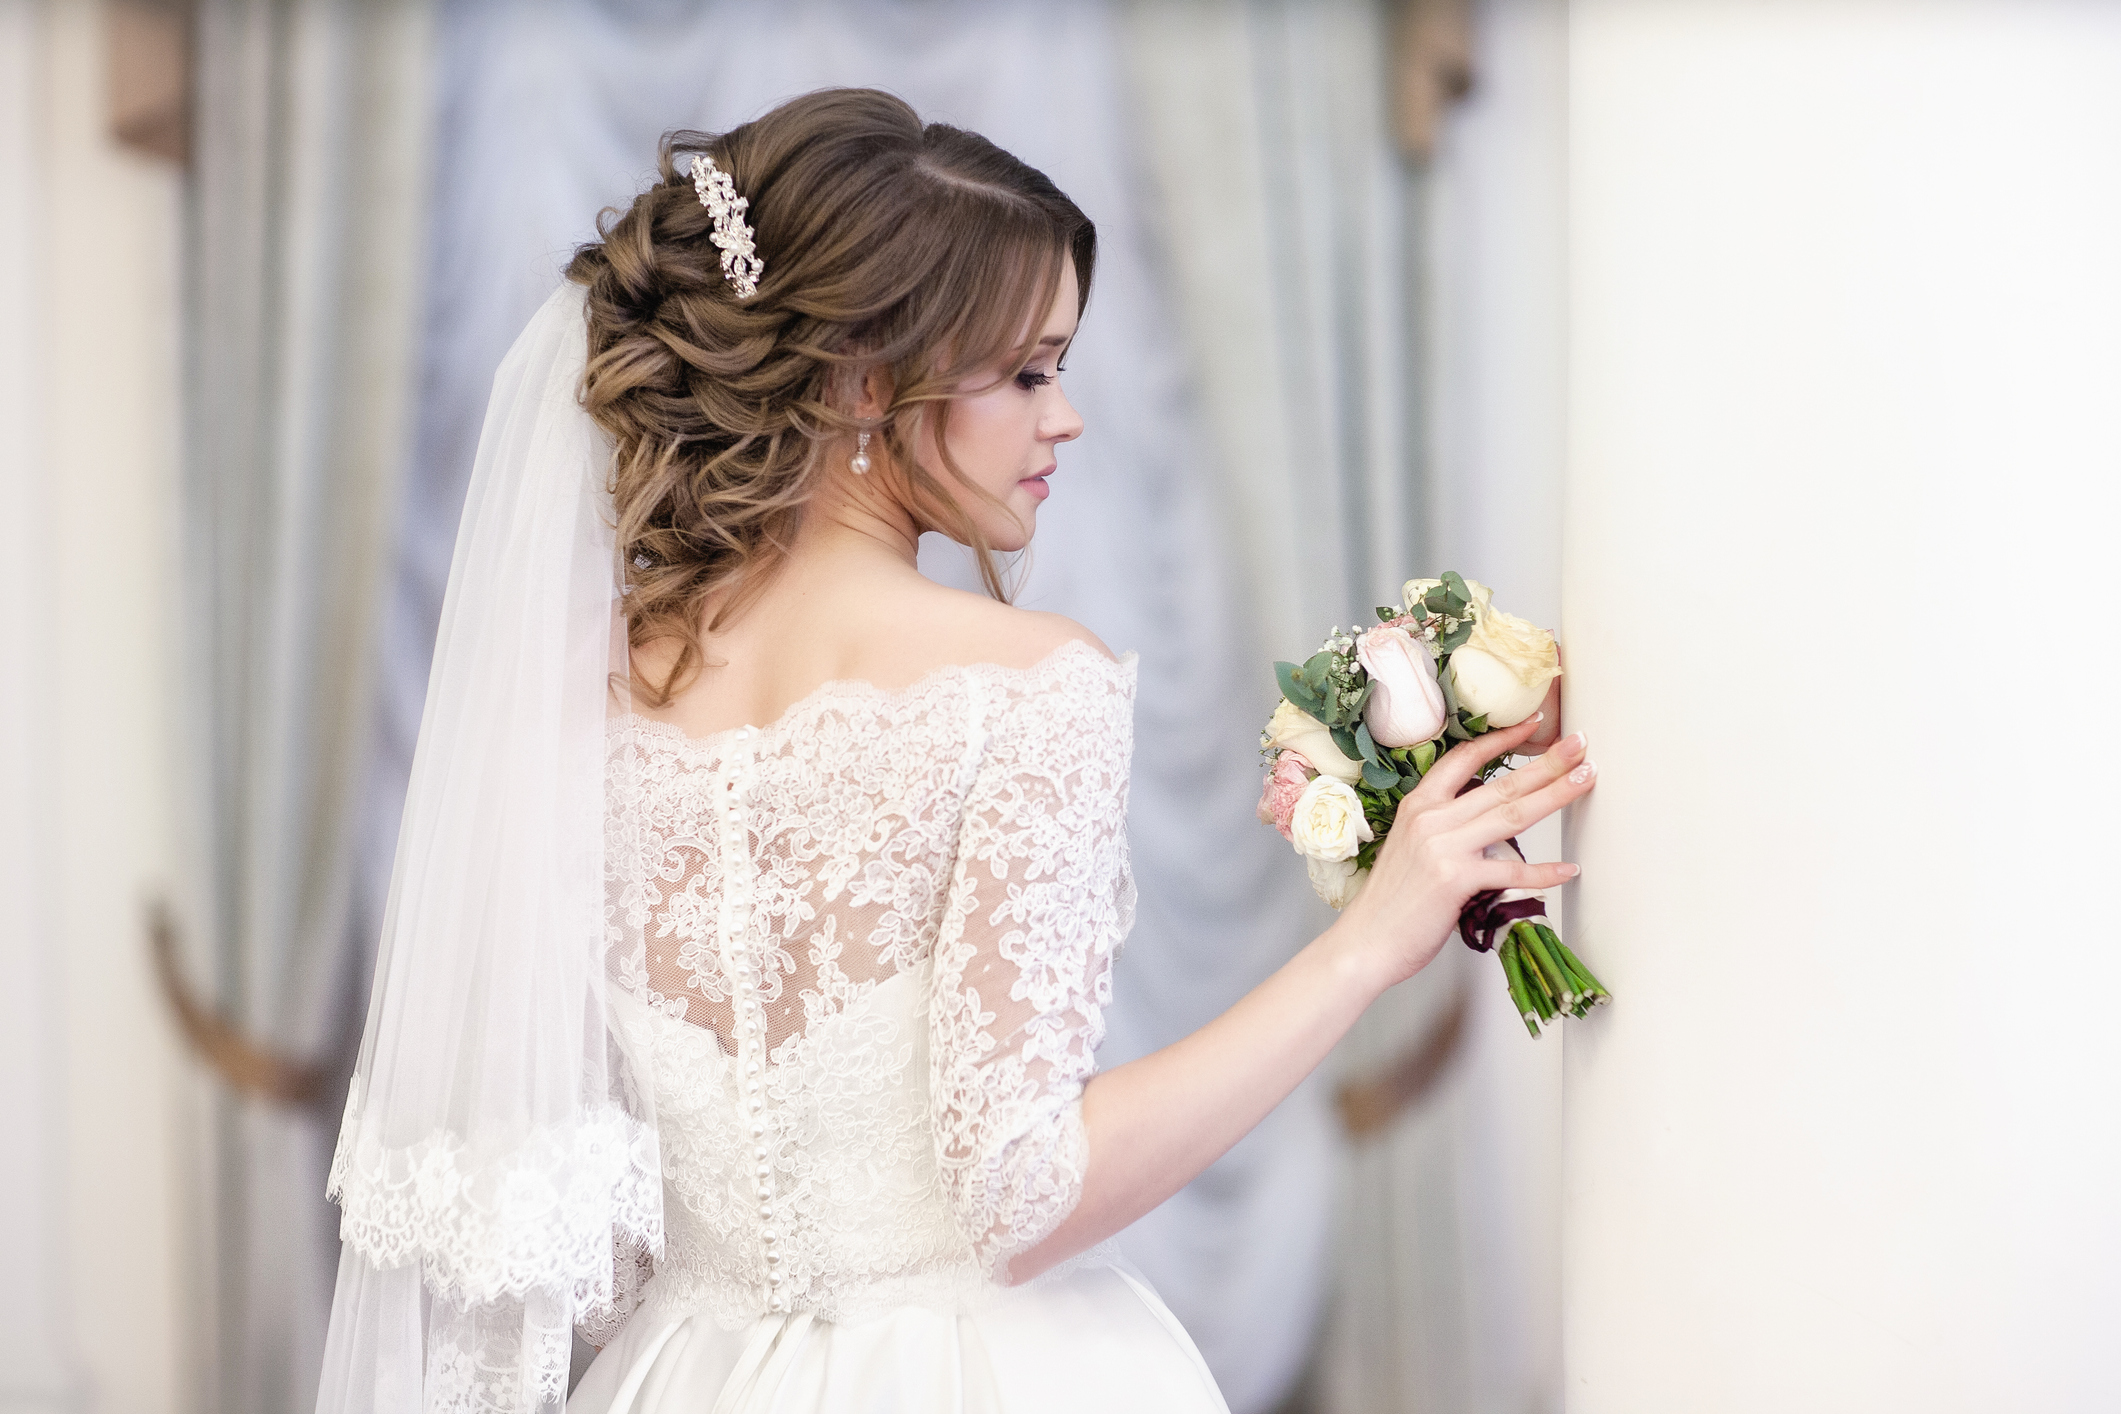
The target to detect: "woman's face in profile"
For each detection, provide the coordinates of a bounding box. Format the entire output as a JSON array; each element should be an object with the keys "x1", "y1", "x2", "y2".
[{"x1": 927, "y1": 262, "x2": 1083, "y2": 553}]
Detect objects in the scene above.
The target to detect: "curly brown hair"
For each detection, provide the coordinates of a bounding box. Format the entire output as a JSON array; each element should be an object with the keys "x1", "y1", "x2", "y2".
[{"x1": 564, "y1": 88, "x2": 1096, "y2": 707}]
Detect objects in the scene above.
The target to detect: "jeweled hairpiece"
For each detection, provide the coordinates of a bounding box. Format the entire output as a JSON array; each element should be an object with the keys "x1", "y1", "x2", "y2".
[{"x1": 690, "y1": 154, "x2": 763, "y2": 299}]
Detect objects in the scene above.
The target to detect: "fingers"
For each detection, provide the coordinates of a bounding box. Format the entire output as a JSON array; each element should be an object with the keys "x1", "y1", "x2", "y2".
[
  {"x1": 1431, "y1": 731, "x2": 1587, "y2": 831},
  {"x1": 1515, "y1": 678, "x2": 1565, "y2": 755},
  {"x1": 1470, "y1": 857, "x2": 1581, "y2": 892},
  {"x1": 1404, "y1": 713, "x2": 1547, "y2": 811},
  {"x1": 1460, "y1": 754, "x2": 1598, "y2": 849}
]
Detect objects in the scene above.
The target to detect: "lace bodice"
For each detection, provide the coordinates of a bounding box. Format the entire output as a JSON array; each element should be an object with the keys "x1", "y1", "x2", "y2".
[{"x1": 592, "y1": 640, "x2": 1138, "y2": 1340}]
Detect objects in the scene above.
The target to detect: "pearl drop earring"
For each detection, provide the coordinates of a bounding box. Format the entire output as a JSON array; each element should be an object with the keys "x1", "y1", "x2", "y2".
[{"x1": 851, "y1": 430, "x2": 872, "y2": 475}]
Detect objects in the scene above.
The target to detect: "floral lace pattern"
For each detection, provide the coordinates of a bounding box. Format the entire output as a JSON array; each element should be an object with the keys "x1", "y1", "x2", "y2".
[
  {"x1": 601, "y1": 641, "x2": 1138, "y2": 1336},
  {"x1": 328, "y1": 1081, "x2": 663, "y2": 1310}
]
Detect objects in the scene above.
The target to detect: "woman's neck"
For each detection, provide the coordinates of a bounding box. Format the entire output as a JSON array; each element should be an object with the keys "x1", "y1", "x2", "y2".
[{"x1": 783, "y1": 464, "x2": 925, "y2": 577}]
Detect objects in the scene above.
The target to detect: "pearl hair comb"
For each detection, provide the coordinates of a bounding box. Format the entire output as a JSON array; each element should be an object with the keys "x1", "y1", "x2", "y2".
[{"x1": 690, "y1": 154, "x2": 763, "y2": 299}]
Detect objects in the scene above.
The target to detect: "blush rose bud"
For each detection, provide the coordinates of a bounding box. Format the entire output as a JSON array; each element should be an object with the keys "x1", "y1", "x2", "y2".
[
  {"x1": 1446, "y1": 606, "x2": 1561, "y2": 728},
  {"x1": 1355, "y1": 625, "x2": 1448, "y2": 748},
  {"x1": 1255, "y1": 751, "x2": 1314, "y2": 843}
]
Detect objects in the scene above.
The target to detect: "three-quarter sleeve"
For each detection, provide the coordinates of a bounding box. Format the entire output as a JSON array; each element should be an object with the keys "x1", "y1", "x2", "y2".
[{"x1": 927, "y1": 651, "x2": 1138, "y2": 1279}]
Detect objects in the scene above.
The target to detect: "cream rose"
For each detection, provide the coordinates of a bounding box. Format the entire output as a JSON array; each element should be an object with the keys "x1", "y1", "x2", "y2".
[
  {"x1": 1446, "y1": 606, "x2": 1560, "y2": 727},
  {"x1": 1262, "y1": 699, "x2": 1362, "y2": 784},
  {"x1": 1403, "y1": 576, "x2": 1494, "y2": 615},
  {"x1": 1306, "y1": 855, "x2": 1369, "y2": 910},
  {"x1": 1289, "y1": 775, "x2": 1375, "y2": 863},
  {"x1": 1356, "y1": 625, "x2": 1447, "y2": 748}
]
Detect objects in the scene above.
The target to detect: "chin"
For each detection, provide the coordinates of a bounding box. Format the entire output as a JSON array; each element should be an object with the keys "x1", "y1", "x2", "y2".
[{"x1": 987, "y1": 507, "x2": 1038, "y2": 553}]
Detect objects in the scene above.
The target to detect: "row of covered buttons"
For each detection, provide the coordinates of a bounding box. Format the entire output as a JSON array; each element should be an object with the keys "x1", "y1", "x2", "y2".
[{"x1": 720, "y1": 728, "x2": 790, "y2": 1314}]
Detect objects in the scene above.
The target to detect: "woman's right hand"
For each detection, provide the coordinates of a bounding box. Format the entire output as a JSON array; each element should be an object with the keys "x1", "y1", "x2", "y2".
[{"x1": 1335, "y1": 718, "x2": 1597, "y2": 987}]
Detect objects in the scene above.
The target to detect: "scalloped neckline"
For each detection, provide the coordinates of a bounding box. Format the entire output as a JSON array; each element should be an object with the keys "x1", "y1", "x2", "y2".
[{"x1": 614, "y1": 638, "x2": 1135, "y2": 757}]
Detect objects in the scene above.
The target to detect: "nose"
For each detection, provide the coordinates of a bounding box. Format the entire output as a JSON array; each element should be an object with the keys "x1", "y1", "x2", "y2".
[{"x1": 1044, "y1": 387, "x2": 1084, "y2": 445}]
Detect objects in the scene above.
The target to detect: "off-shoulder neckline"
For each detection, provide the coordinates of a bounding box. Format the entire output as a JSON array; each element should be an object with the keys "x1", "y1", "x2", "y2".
[{"x1": 613, "y1": 638, "x2": 1136, "y2": 756}]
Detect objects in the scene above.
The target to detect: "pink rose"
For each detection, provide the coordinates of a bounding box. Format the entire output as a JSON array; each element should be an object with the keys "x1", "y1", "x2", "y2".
[
  {"x1": 1357, "y1": 625, "x2": 1448, "y2": 748},
  {"x1": 1256, "y1": 750, "x2": 1315, "y2": 842}
]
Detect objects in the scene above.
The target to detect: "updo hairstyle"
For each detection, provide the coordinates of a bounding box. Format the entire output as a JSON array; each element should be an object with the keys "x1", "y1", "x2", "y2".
[{"x1": 566, "y1": 88, "x2": 1096, "y2": 707}]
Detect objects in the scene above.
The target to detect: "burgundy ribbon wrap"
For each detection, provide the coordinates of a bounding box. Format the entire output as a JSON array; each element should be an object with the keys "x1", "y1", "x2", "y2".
[{"x1": 1457, "y1": 835, "x2": 1547, "y2": 954}]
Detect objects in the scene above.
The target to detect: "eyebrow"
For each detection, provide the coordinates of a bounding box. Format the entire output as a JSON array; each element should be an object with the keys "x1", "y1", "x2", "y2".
[{"x1": 1037, "y1": 334, "x2": 1070, "y2": 347}]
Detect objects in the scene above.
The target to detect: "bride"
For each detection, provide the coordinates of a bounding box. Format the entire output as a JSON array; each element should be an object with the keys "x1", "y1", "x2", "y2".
[{"x1": 315, "y1": 88, "x2": 1590, "y2": 1414}]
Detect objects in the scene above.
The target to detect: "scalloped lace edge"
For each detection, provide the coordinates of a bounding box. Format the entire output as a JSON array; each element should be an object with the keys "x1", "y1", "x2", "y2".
[{"x1": 327, "y1": 1079, "x2": 664, "y2": 1308}]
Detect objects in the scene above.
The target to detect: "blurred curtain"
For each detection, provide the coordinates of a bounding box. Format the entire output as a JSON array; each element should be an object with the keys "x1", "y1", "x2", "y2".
[
  {"x1": 180, "y1": 2, "x2": 432, "y2": 1411},
  {"x1": 1125, "y1": 5, "x2": 1560, "y2": 1413},
  {"x1": 0, "y1": 4, "x2": 89, "y2": 1409}
]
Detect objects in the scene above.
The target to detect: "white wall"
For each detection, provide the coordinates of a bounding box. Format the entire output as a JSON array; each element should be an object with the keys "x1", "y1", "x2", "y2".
[
  {"x1": 1561, "y1": 3, "x2": 2121, "y2": 1409},
  {"x1": 0, "y1": 3, "x2": 197, "y2": 1410}
]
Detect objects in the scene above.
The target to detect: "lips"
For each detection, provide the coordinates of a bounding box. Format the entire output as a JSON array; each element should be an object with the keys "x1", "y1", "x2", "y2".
[{"x1": 1019, "y1": 465, "x2": 1055, "y2": 501}]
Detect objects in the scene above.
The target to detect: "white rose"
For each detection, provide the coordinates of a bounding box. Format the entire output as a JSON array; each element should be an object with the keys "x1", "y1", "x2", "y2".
[
  {"x1": 1447, "y1": 606, "x2": 1560, "y2": 727},
  {"x1": 1402, "y1": 576, "x2": 1494, "y2": 615},
  {"x1": 1307, "y1": 855, "x2": 1369, "y2": 910},
  {"x1": 1356, "y1": 625, "x2": 1448, "y2": 748},
  {"x1": 1262, "y1": 699, "x2": 1363, "y2": 784},
  {"x1": 1289, "y1": 775, "x2": 1375, "y2": 863}
]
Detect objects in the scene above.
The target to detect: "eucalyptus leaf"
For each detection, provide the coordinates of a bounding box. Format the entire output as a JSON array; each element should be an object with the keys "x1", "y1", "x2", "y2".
[
  {"x1": 1354, "y1": 721, "x2": 1381, "y2": 763},
  {"x1": 1436, "y1": 662, "x2": 1461, "y2": 715},
  {"x1": 1275, "y1": 663, "x2": 1326, "y2": 718},
  {"x1": 1362, "y1": 759, "x2": 1399, "y2": 789},
  {"x1": 1330, "y1": 725, "x2": 1361, "y2": 762},
  {"x1": 1304, "y1": 650, "x2": 1339, "y2": 680},
  {"x1": 1438, "y1": 621, "x2": 1474, "y2": 652},
  {"x1": 1376, "y1": 605, "x2": 1398, "y2": 622},
  {"x1": 1445, "y1": 716, "x2": 1472, "y2": 742}
]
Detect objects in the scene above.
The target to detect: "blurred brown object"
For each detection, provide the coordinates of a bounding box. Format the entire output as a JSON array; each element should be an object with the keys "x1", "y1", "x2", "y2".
[
  {"x1": 107, "y1": 0, "x2": 193, "y2": 165},
  {"x1": 1393, "y1": 0, "x2": 1474, "y2": 161},
  {"x1": 147, "y1": 897, "x2": 327, "y2": 1105},
  {"x1": 1335, "y1": 980, "x2": 1470, "y2": 1138}
]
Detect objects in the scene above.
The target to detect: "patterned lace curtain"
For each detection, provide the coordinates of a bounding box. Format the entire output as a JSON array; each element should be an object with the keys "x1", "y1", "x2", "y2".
[{"x1": 181, "y1": 2, "x2": 432, "y2": 1409}]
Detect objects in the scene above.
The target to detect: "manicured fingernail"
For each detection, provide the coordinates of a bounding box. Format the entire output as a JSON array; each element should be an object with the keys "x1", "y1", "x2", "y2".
[
  {"x1": 1560, "y1": 863, "x2": 1581, "y2": 878},
  {"x1": 1569, "y1": 759, "x2": 1597, "y2": 784},
  {"x1": 1565, "y1": 731, "x2": 1587, "y2": 752},
  {"x1": 1531, "y1": 711, "x2": 1545, "y2": 724}
]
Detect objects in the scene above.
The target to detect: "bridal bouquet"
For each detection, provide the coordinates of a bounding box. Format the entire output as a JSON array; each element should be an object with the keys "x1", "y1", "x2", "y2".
[{"x1": 1256, "y1": 572, "x2": 1608, "y2": 1036}]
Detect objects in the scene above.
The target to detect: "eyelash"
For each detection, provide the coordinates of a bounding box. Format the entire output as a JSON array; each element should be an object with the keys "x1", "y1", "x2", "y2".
[{"x1": 1015, "y1": 362, "x2": 1066, "y2": 392}]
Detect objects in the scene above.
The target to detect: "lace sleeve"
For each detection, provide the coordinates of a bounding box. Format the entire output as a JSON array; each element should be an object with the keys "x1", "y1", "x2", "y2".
[{"x1": 928, "y1": 650, "x2": 1138, "y2": 1280}]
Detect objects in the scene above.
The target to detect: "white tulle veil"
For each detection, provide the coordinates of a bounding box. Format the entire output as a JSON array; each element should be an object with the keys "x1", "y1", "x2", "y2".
[{"x1": 315, "y1": 282, "x2": 658, "y2": 1413}]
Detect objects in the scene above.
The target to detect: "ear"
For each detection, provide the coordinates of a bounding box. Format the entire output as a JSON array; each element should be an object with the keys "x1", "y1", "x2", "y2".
[{"x1": 853, "y1": 364, "x2": 892, "y2": 421}]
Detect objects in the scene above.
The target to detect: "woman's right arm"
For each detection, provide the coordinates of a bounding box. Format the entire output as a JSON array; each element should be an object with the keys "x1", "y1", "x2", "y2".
[{"x1": 1007, "y1": 717, "x2": 1594, "y2": 1283}]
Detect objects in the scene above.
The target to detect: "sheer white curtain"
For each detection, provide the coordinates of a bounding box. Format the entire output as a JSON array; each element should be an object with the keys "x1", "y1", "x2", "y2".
[
  {"x1": 182, "y1": 3, "x2": 433, "y2": 1410},
  {"x1": 1416, "y1": 3, "x2": 1569, "y2": 1411},
  {"x1": 0, "y1": 4, "x2": 87, "y2": 1407}
]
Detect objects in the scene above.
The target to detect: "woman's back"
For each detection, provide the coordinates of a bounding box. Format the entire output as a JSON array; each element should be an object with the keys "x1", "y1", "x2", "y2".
[
  {"x1": 577, "y1": 639, "x2": 1241, "y2": 1412},
  {"x1": 601, "y1": 640, "x2": 1135, "y2": 1331}
]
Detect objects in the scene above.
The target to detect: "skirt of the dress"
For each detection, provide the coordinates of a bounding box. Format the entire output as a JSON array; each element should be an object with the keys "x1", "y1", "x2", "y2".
[{"x1": 567, "y1": 1263, "x2": 1228, "y2": 1414}]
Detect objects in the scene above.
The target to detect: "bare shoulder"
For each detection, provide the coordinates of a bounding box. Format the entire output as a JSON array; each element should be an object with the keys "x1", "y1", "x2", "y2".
[{"x1": 892, "y1": 581, "x2": 1117, "y2": 674}]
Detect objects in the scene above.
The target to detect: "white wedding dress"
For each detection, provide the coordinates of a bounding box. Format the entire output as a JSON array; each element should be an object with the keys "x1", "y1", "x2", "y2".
[{"x1": 568, "y1": 640, "x2": 1227, "y2": 1414}]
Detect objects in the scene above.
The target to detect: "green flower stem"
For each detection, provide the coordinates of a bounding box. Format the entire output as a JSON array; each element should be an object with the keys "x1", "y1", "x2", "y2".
[
  {"x1": 1499, "y1": 936, "x2": 1541, "y2": 1038},
  {"x1": 1520, "y1": 925, "x2": 1574, "y2": 1009},
  {"x1": 1540, "y1": 924, "x2": 1609, "y2": 1003},
  {"x1": 1540, "y1": 926, "x2": 1592, "y2": 997},
  {"x1": 1517, "y1": 938, "x2": 1557, "y2": 1018}
]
